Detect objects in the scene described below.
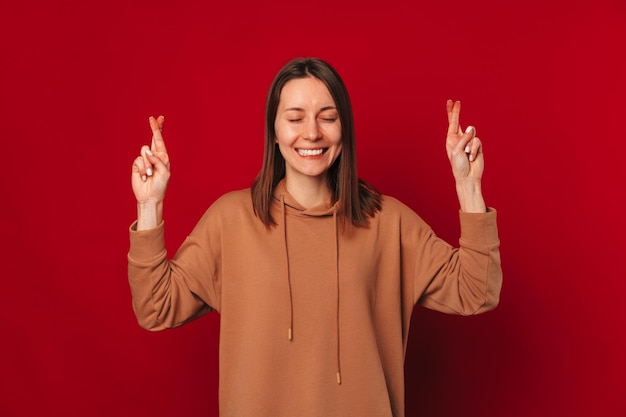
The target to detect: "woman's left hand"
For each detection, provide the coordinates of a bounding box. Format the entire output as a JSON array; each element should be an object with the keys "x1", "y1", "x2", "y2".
[{"x1": 445, "y1": 100, "x2": 484, "y2": 183}]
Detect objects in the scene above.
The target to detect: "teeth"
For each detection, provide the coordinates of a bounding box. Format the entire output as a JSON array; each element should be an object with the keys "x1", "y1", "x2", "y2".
[{"x1": 297, "y1": 148, "x2": 324, "y2": 156}]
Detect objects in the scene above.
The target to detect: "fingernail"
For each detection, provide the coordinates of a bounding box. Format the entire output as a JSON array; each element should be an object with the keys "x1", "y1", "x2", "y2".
[
  {"x1": 146, "y1": 149, "x2": 153, "y2": 156},
  {"x1": 469, "y1": 154, "x2": 475, "y2": 162},
  {"x1": 146, "y1": 168, "x2": 153, "y2": 176},
  {"x1": 141, "y1": 175, "x2": 147, "y2": 182},
  {"x1": 464, "y1": 145, "x2": 471, "y2": 153},
  {"x1": 465, "y1": 126, "x2": 473, "y2": 134}
]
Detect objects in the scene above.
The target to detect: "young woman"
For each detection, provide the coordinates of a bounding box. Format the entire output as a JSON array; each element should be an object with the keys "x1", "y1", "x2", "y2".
[{"x1": 128, "y1": 57, "x2": 502, "y2": 417}]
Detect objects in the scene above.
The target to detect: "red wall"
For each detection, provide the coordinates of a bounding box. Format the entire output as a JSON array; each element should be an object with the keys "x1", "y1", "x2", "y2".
[{"x1": 1, "y1": 0, "x2": 624, "y2": 416}]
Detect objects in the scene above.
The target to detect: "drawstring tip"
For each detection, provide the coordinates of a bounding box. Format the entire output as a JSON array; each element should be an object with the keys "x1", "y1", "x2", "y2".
[
  {"x1": 288, "y1": 328, "x2": 293, "y2": 341},
  {"x1": 336, "y1": 372, "x2": 342, "y2": 385}
]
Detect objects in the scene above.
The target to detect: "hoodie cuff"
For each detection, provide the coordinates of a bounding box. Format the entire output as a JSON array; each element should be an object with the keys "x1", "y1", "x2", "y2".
[
  {"x1": 128, "y1": 221, "x2": 166, "y2": 262},
  {"x1": 459, "y1": 208, "x2": 499, "y2": 245}
]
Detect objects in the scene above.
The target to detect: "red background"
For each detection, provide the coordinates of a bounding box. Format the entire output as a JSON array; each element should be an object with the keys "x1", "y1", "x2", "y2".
[{"x1": 1, "y1": 0, "x2": 624, "y2": 416}]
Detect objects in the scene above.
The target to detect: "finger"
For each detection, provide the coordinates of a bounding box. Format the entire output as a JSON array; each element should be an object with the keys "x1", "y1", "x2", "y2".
[
  {"x1": 133, "y1": 156, "x2": 148, "y2": 182},
  {"x1": 461, "y1": 125, "x2": 476, "y2": 155},
  {"x1": 463, "y1": 125, "x2": 475, "y2": 149},
  {"x1": 447, "y1": 100, "x2": 461, "y2": 136},
  {"x1": 140, "y1": 145, "x2": 154, "y2": 177},
  {"x1": 145, "y1": 149, "x2": 170, "y2": 174},
  {"x1": 149, "y1": 116, "x2": 167, "y2": 154},
  {"x1": 446, "y1": 99, "x2": 454, "y2": 113},
  {"x1": 151, "y1": 115, "x2": 165, "y2": 148},
  {"x1": 468, "y1": 136, "x2": 482, "y2": 162}
]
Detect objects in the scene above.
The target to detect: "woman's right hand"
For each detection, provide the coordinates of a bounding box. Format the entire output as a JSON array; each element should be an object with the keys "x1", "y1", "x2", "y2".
[{"x1": 131, "y1": 116, "x2": 170, "y2": 229}]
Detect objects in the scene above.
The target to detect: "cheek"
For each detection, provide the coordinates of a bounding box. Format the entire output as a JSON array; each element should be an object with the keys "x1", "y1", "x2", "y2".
[
  {"x1": 276, "y1": 141, "x2": 289, "y2": 159},
  {"x1": 274, "y1": 123, "x2": 297, "y2": 145},
  {"x1": 330, "y1": 123, "x2": 342, "y2": 145},
  {"x1": 274, "y1": 128, "x2": 287, "y2": 146},
  {"x1": 333, "y1": 129, "x2": 343, "y2": 149},
  {"x1": 274, "y1": 120, "x2": 285, "y2": 143},
  {"x1": 334, "y1": 143, "x2": 343, "y2": 161}
]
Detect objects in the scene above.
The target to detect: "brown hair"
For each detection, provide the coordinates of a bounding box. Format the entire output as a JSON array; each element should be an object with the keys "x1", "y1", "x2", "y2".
[{"x1": 251, "y1": 57, "x2": 382, "y2": 228}]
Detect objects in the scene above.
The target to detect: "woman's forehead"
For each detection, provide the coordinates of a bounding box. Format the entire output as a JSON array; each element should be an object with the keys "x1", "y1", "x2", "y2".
[{"x1": 279, "y1": 77, "x2": 335, "y2": 109}]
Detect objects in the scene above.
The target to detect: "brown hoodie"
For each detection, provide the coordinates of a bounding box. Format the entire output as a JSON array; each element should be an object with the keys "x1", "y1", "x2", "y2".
[{"x1": 127, "y1": 180, "x2": 502, "y2": 417}]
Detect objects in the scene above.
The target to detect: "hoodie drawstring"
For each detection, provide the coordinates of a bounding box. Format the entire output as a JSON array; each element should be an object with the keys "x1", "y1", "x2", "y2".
[
  {"x1": 280, "y1": 195, "x2": 294, "y2": 342},
  {"x1": 333, "y1": 211, "x2": 342, "y2": 385},
  {"x1": 279, "y1": 194, "x2": 342, "y2": 385}
]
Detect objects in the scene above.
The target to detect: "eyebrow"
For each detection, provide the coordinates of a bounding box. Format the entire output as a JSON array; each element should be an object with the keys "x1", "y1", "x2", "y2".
[{"x1": 284, "y1": 106, "x2": 337, "y2": 112}]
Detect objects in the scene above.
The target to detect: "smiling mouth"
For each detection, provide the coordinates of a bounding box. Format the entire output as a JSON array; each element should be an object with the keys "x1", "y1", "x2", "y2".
[{"x1": 297, "y1": 148, "x2": 326, "y2": 156}]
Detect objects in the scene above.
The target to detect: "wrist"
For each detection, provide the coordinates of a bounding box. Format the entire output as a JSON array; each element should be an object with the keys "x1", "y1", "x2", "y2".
[
  {"x1": 455, "y1": 180, "x2": 486, "y2": 213},
  {"x1": 136, "y1": 200, "x2": 163, "y2": 230},
  {"x1": 455, "y1": 178, "x2": 482, "y2": 192}
]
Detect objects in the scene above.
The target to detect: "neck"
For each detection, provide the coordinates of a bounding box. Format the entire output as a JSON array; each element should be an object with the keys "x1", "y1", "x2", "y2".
[{"x1": 284, "y1": 174, "x2": 332, "y2": 209}]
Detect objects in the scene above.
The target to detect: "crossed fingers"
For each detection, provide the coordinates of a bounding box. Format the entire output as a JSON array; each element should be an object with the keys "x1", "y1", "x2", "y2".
[
  {"x1": 446, "y1": 100, "x2": 480, "y2": 162},
  {"x1": 135, "y1": 116, "x2": 168, "y2": 182}
]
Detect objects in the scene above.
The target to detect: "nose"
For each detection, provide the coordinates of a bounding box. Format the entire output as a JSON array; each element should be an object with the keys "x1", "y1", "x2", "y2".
[{"x1": 302, "y1": 119, "x2": 321, "y2": 141}]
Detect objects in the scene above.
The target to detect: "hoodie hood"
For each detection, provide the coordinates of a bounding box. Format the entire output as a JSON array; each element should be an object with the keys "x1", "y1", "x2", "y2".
[{"x1": 271, "y1": 179, "x2": 339, "y2": 217}]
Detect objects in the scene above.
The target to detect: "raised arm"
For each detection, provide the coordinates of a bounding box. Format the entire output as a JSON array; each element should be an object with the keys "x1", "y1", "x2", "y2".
[
  {"x1": 445, "y1": 100, "x2": 487, "y2": 213},
  {"x1": 131, "y1": 116, "x2": 171, "y2": 230}
]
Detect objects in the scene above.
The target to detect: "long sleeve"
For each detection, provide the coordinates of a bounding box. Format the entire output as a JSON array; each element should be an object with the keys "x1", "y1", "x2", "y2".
[
  {"x1": 410, "y1": 208, "x2": 502, "y2": 315},
  {"x1": 127, "y1": 218, "x2": 217, "y2": 331}
]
